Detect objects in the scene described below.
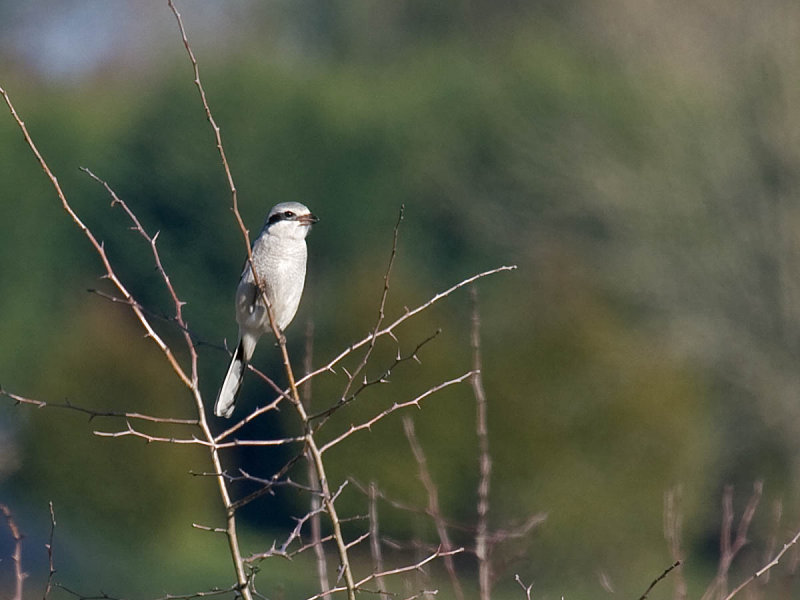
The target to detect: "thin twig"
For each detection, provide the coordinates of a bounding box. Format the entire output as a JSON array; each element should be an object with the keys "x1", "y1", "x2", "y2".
[
  {"x1": 349, "y1": 478, "x2": 470, "y2": 532},
  {"x1": 303, "y1": 322, "x2": 332, "y2": 600},
  {"x1": 164, "y1": 0, "x2": 247, "y2": 260},
  {"x1": 514, "y1": 574, "x2": 533, "y2": 600},
  {"x1": 368, "y1": 482, "x2": 389, "y2": 599},
  {"x1": 58, "y1": 583, "x2": 237, "y2": 600},
  {"x1": 304, "y1": 547, "x2": 464, "y2": 600},
  {"x1": 339, "y1": 205, "x2": 404, "y2": 402},
  {"x1": 638, "y1": 561, "x2": 682, "y2": 600},
  {"x1": 297, "y1": 266, "x2": 518, "y2": 389},
  {"x1": 0, "y1": 386, "x2": 199, "y2": 424},
  {"x1": 723, "y1": 527, "x2": 800, "y2": 600},
  {"x1": 320, "y1": 371, "x2": 477, "y2": 454},
  {"x1": 310, "y1": 328, "x2": 442, "y2": 423},
  {"x1": 402, "y1": 417, "x2": 464, "y2": 600},
  {"x1": 43, "y1": 501, "x2": 57, "y2": 600}
]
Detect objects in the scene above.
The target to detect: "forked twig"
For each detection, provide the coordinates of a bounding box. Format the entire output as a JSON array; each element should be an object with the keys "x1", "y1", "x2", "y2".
[
  {"x1": 701, "y1": 482, "x2": 763, "y2": 600},
  {"x1": 514, "y1": 574, "x2": 533, "y2": 600},
  {"x1": 723, "y1": 527, "x2": 800, "y2": 600}
]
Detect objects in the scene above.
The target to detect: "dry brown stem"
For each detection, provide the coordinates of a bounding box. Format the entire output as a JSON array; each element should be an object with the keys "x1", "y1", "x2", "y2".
[
  {"x1": 701, "y1": 482, "x2": 763, "y2": 600},
  {"x1": 470, "y1": 288, "x2": 492, "y2": 600},
  {"x1": 1, "y1": 504, "x2": 25, "y2": 600},
  {"x1": 402, "y1": 417, "x2": 465, "y2": 600}
]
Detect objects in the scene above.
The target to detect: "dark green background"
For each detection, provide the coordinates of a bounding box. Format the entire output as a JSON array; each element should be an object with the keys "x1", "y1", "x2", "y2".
[{"x1": 2, "y1": 1, "x2": 800, "y2": 598}]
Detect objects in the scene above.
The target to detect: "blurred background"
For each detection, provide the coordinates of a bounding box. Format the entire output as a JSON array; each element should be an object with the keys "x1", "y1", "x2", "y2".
[{"x1": 2, "y1": 0, "x2": 800, "y2": 597}]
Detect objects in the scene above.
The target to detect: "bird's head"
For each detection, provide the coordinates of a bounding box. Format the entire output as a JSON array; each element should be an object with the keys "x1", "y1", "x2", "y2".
[{"x1": 264, "y1": 202, "x2": 319, "y2": 240}]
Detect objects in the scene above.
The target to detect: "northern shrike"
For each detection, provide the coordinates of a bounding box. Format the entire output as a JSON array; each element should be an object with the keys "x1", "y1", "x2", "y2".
[{"x1": 214, "y1": 202, "x2": 318, "y2": 418}]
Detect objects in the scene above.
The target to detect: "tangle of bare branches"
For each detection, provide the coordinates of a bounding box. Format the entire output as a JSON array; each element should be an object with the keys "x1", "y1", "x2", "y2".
[{"x1": 1, "y1": 3, "x2": 521, "y2": 600}]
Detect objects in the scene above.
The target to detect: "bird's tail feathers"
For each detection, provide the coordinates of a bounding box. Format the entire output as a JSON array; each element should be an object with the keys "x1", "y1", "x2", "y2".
[{"x1": 214, "y1": 340, "x2": 247, "y2": 418}]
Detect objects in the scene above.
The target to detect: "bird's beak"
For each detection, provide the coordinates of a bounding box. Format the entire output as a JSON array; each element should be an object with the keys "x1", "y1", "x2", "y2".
[{"x1": 299, "y1": 213, "x2": 319, "y2": 226}]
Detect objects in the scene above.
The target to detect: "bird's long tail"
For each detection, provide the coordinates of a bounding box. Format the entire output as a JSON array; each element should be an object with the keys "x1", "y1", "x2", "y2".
[{"x1": 215, "y1": 339, "x2": 247, "y2": 418}]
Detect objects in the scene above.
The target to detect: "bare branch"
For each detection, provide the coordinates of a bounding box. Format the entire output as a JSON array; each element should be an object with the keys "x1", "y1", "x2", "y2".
[
  {"x1": 43, "y1": 502, "x2": 57, "y2": 600},
  {"x1": 637, "y1": 560, "x2": 682, "y2": 600},
  {"x1": 304, "y1": 547, "x2": 465, "y2": 600},
  {"x1": 80, "y1": 166, "x2": 200, "y2": 383},
  {"x1": 702, "y1": 482, "x2": 763, "y2": 600},
  {"x1": 92, "y1": 419, "x2": 208, "y2": 445},
  {"x1": 297, "y1": 266, "x2": 518, "y2": 388},
  {"x1": 1, "y1": 504, "x2": 26, "y2": 600},
  {"x1": 514, "y1": 574, "x2": 533, "y2": 600},
  {"x1": 0, "y1": 386, "x2": 198, "y2": 425},
  {"x1": 0, "y1": 86, "x2": 193, "y2": 389},
  {"x1": 58, "y1": 582, "x2": 238, "y2": 600},
  {"x1": 310, "y1": 328, "x2": 442, "y2": 423},
  {"x1": 164, "y1": 4, "x2": 256, "y2": 594},
  {"x1": 723, "y1": 526, "x2": 800, "y2": 600},
  {"x1": 339, "y1": 205, "x2": 404, "y2": 402},
  {"x1": 470, "y1": 288, "x2": 492, "y2": 600},
  {"x1": 663, "y1": 487, "x2": 688, "y2": 600},
  {"x1": 402, "y1": 417, "x2": 464, "y2": 600},
  {"x1": 368, "y1": 482, "x2": 389, "y2": 599},
  {"x1": 320, "y1": 371, "x2": 477, "y2": 454}
]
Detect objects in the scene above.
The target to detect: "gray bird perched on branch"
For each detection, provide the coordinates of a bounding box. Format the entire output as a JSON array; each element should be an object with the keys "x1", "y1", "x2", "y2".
[{"x1": 215, "y1": 202, "x2": 318, "y2": 418}]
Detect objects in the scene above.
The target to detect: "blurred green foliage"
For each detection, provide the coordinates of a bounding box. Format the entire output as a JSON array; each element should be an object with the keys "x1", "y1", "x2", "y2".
[{"x1": 2, "y1": 1, "x2": 800, "y2": 598}]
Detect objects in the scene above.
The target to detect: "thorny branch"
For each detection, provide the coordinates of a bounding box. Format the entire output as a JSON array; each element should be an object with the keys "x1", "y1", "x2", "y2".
[
  {"x1": 297, "y1": 265, "x2": 517, "y2": 389},
  {"x1": 339, "y1": 205, "x2": 404, "y2": 403},
  {"x1": 2, "y1": 4, "x2": 522, "y2": 599},
  {"x1": 2, "y1": 54, "x2": 251, "y2": 600},
  {"x1": 44, "y1": 502, "x2": 57, "y2": 600}
]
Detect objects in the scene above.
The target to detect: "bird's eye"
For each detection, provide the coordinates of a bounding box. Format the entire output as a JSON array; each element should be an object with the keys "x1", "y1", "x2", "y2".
[{"x1": 284, "y1": 211, "x2": 295, "y2": 218}]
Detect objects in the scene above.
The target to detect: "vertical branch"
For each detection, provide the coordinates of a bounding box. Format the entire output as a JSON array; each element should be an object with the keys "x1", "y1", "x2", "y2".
[
  {"x1": 165, "y1": 0, "x2": 252, "y2": 264},
  {"x1": 402, "y1": 416, "x2": 464, "y2": 600},
  {"x1": 369, "y1": 481, "x2": 388, "y2": 599},
  {"x1": 664, "y1": 487, "x2": 687, "y2": 600},
  {"x1": 292, "y1": 378, "x2": 357, "y2": 600},
  {"x1": 340, "y1": 205, "x2": 404, "y2": 402},
  {"x1": 303, "y1": 321, "x2": 331, "y2": 600},
  {"x1": 164, "y1": 3, "x2": 266, "y2": 597},
  {"x1": 1, "y1": 504, "x2": 26, "y2": 600},
  {"x1": 43, "y1": 502, "x2": 57, "y2": 600},
  {"x1": 166, "y1": 3, "x2": 357, "y2": 597},
  {"x1": 471, "y1": 287, "x2": 492, "y2": 600},
  {"x1": 702, "y1": 482, "x2": 763, "y2": 600}
]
